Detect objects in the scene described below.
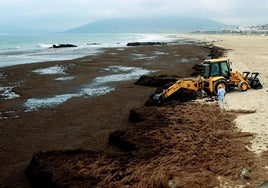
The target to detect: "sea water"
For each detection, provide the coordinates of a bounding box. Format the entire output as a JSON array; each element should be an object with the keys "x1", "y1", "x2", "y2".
[
  {"x1": 0, "y1": 33, "x2": 187, "y2": 112},
  {"x1": 0, "y1": 33, "x2": 177, "y2": 68}
]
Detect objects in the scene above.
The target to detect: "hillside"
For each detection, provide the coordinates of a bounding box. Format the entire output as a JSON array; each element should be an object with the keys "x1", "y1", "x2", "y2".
[{"x1": 63, "y1": 16, "x2": 235, "y2": 33}]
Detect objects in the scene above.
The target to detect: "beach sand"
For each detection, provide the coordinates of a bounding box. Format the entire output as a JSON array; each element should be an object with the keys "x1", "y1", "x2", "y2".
[
  {"x1": 185, "y1": 34, "x2": 268, "y2": 155},
  {"x1": 214, "y1": 35, "x2": 268, "y2": 155},
  {"x1": 0, "y1": 36, "x2": 268, "y2": 187}
]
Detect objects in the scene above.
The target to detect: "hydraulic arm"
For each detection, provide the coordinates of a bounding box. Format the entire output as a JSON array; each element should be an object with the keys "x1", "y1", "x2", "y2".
[{"x1": 152, "y1": 79, "x2": 204, "y2": 104}]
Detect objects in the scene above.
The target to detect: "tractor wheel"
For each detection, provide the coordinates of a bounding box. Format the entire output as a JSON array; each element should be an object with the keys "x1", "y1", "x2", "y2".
[
  {"x1": 238, "y1": 81, "x2": 248, "y2": 91},
  {"x1": 213, "y1": 79, "x2": 228, "y2": 95}
]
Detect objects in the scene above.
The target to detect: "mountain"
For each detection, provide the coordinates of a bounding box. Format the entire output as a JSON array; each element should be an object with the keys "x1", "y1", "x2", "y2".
[{"x1": 63, "y1": 16, "x2": 235, "y2": 33}]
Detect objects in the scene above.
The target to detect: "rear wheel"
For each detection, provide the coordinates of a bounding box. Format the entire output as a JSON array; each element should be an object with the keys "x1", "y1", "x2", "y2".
[
  {"x1": 213, "y1": 79, "x2": 228, "y2": 95},
  {"x1": 238, "y1": 81, "x2": 248, "y2": 91}
]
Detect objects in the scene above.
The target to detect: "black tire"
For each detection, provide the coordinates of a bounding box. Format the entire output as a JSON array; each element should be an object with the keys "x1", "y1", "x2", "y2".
[
  {"x1": 238, "y1": 81, "x2": 248, "y2": 91},
  {"x1": 213, "y1": 79, "x2": 228, "y2": 95}
]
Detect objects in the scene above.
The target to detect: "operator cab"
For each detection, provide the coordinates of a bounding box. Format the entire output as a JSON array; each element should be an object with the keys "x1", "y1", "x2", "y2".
[{"x1": 203, "y1": 58, "x2": 231, "y2": 79}]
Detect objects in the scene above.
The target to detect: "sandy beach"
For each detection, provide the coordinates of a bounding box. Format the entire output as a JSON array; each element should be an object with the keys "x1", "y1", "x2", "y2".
[
  {"x1": 213, "y1": 35, "x2": 268, "y2": 155},
  {"x1": 186, "y1": 34, "x2": 268, "y2": 155},
  {"x1": 1, "y1": 35, "x2": 268, "y2": 187}
]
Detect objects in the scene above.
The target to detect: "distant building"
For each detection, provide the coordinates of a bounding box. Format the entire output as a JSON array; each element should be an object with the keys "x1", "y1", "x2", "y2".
[{"x1": 192, "y1": 24, "x2": 268, "y2": 35}]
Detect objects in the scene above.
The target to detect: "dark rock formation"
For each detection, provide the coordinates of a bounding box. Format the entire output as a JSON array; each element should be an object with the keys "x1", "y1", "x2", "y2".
[
  {"x1": 126, "y1": 42, "x2": 166, "y2": 46},
  {"x1": 50, "y1": 44, "x2": 77, "y2": 48}
]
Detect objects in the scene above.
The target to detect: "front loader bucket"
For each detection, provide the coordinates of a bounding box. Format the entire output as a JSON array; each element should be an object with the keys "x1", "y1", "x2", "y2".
[
  {"x1": 250, "y1": 80, "x2": 263, "y2": 89},
  {"x1": 248, "y1": 72, "x2": 263, "y2": 89}
]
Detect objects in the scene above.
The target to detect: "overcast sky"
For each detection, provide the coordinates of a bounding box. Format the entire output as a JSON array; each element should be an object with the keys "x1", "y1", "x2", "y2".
[{"x1": 1, "y1": 0, "x2": 268, "y2": 31}]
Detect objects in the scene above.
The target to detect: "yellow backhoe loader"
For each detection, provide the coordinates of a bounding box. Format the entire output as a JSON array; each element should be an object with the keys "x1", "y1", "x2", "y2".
[{"x1": 151, "y1": 58, "x2": 262, "y2": 105}]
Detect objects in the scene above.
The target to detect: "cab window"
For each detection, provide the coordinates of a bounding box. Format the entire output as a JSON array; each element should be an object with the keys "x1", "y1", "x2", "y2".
[
  {"x1": 211, "y1": 63, "x2": 220, "y2": 76},
  {"x1": 220, "y1": 62, "x2": 229, "y2": 78},
  {"x1": 204, "y1": 65, "x2": 210, "y2": 78}
]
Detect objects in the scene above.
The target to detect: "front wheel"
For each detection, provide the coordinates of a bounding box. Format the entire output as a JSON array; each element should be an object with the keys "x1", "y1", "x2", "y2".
[{"x1": 238, "y1": 81, "x2": 248, "y2": 91}]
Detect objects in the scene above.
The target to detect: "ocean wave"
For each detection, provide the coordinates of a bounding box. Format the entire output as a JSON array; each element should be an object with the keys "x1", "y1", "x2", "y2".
[
  {"x1": 37, "y1": 43, "x2": 54, "y2": 48},
  {"x1": 0, "y1": 46, "x2": 20, "y2": 51},
  {"x1": 0, "y1": 33, "x2": 180, "y2": 68}
]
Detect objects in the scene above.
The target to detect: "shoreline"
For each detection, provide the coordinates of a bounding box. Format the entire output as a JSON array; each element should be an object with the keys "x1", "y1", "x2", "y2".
[
  {"x1": 1, "y1": 34, "x2": 268, "y2": 187},
  {"x1": 0, "y1": 33, "x2": 192, "y2": 68}
]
